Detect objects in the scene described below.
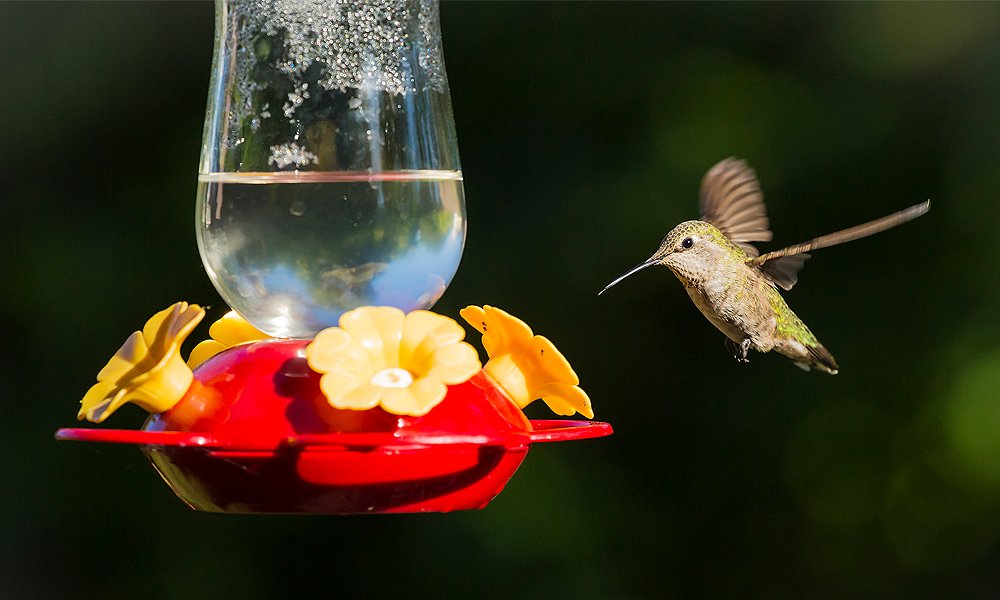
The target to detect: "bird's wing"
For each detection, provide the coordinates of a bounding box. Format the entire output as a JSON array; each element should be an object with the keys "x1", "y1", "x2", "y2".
[
  {"x1": 751, "y1": 200, "x2": 931, "y2": 291},
  {"x1": 759, "y1": 254, "x2": 810, "y2": 291},
  {"x1": 699, "y1": 157, "x2": 773, "y2": 258}
]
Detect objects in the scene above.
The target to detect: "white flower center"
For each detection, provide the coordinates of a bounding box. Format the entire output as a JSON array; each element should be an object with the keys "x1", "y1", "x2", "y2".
[{"x1": 370, "y1": 367, "x2": 414, "y2": 389}]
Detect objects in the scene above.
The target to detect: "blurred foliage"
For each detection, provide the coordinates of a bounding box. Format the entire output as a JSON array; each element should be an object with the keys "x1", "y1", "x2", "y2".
[{"x1": 3, "y1": 1, "x2": 1000, "y2": 598}]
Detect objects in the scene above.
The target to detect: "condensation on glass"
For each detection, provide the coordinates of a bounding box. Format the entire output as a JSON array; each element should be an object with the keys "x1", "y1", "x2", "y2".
[{"x1": 197, "y1": 0, "x2": 466, "y2": 338}]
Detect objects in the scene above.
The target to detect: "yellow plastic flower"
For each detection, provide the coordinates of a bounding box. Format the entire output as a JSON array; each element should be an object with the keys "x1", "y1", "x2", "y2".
[
  {"x1": 79, "y1": 302, "x2": 204, "y2": 423},
  {"x1": 305, "y1": 306, "x2": 482, "y2": 417},
  {"x1": 187, "y1": 310, "x2": 270, "y2": 368},
  {"x1": 460, "y1": 305, "x2": 593, "y2": 419}
]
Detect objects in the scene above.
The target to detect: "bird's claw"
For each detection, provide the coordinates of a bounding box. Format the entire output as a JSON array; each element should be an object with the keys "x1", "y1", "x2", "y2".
[{"x1": 725, "y1": 338, "x2": 752, "y2": 364}]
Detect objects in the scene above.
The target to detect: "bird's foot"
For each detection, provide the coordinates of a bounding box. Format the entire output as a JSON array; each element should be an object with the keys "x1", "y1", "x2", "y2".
[{"x1": 725, "y1": 338, "x2": 752, "y2": 363}]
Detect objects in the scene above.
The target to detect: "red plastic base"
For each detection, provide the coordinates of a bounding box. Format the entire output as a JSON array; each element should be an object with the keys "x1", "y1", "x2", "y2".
[
  {"x1": 56, "y1": 339, "x2": 612, "y2": 513},
  {"x1": 143, "y1": 444, "x2": 528, "y2": 514}
]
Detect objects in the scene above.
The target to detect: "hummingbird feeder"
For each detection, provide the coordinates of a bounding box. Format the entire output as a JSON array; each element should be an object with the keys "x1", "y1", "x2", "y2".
[{"x1": 56, "y1": 0, "x2": 611, "y2": 514}]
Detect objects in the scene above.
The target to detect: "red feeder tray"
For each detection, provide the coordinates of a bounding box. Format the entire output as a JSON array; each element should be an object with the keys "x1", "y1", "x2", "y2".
[{"x1": 57, "y1": 340, "x2": 611, "y2": 514}]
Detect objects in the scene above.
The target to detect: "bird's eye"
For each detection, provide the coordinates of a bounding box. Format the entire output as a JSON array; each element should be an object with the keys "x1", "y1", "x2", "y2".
[{"x1": 681, "y1": 237, "x2": 694, "y2": 249}]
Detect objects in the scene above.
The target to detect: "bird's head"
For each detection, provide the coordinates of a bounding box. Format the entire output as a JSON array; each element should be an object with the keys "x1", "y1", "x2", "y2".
[{"x1": 600, "y1": 220, "x2": 744, "y2": 294}]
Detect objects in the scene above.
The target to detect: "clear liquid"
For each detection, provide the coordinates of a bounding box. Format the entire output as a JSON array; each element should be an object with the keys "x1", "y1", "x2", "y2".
[{"x1": 196, "y1": 170, "x2": 466, "y2": 338}]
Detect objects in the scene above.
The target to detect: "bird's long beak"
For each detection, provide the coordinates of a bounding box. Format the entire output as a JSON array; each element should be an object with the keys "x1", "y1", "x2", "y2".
[{"x1": 598, "y1": 256, "x2": 660, "y2": 295}]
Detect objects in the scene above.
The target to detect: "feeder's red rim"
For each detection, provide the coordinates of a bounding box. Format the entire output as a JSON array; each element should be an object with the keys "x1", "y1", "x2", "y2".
[{"x1": 55, "y1": 420, "x2": 612, "y2": 450}]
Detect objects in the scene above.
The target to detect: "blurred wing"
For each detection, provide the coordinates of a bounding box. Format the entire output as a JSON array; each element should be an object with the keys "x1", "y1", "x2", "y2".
[
  {"x1": 751, "y1": 200, "x2": 931, "y2": 290},
  {"x1": 699, "y1": 157, "x2": 773, "y2": 257},
  {"x1": 759, "y1": 253, "x2": 810, "y2": 291}
]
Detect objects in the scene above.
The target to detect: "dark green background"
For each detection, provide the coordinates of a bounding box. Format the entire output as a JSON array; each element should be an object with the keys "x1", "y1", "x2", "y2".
[{"x1": 4, "y1": 2, "x2": 1000, "y2": 597}]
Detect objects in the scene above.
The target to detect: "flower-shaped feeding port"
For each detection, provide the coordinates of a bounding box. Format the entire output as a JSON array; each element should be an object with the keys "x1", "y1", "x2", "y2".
[
  {"x1": 305, "y1": 307, "x2": 481, "y2": 416},
  {"x1": 79, "y1": 303, "x2": 204, "y2": 423},
  {"x1": 460, "y1": 305, "x2": 593, "y2": 418},
  {"x1": 57, "y1": 304, "x2": 612, "y2": 514}
]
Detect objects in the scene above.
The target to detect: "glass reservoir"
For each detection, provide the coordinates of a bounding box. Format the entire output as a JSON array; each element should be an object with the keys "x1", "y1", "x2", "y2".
[{"x1": 197, "y1": 0, "x2": 465, "y2": 338}]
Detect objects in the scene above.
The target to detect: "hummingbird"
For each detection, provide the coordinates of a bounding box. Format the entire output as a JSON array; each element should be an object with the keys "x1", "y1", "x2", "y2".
[{"x1": 599, "y1": 158, "x2": 930, "y2": 374}]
